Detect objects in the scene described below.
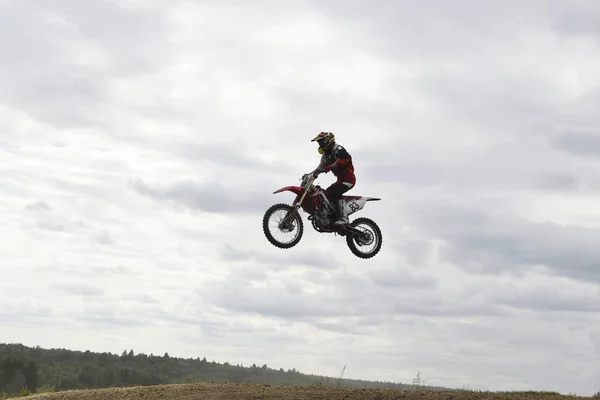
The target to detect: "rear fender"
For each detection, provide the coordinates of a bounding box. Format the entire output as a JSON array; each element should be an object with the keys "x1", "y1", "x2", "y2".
[{"x1": 342, "y1": 196, "x2": 381, "y2": 216}]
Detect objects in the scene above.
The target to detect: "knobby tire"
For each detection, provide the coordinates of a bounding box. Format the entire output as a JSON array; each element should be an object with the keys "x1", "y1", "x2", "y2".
[
  {"x1": 262, "y1": 203, "x2": 304, "y2": 249},
  {"x1": 345, "y1": 217, "x2": 383, "y2": 259}
]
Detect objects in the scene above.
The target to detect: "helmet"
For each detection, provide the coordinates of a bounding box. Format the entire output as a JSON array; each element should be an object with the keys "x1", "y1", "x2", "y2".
[{"x1": 311, "y1": 132, "x2": 335, "y2": 154}]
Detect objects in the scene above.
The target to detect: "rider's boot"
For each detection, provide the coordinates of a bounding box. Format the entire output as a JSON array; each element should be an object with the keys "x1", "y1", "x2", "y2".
[{"x1": 333, "y1": 199, "x2": 349, "y2": 227}]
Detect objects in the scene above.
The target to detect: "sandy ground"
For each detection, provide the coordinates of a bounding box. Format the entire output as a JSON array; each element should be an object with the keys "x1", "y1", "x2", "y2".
[{"x1": 24, "y1": 383, "x2": 592, "y2": 400}]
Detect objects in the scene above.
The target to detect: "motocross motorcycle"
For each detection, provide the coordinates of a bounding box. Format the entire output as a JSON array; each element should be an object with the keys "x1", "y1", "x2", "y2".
[{"x1": 262, "y1": 172, "x2": 383, "y2": 259}]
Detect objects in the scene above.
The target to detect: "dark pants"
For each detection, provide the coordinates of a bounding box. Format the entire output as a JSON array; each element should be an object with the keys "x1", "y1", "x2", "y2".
[
  {"x1": 325, "y1": 181, "x2": 355, "y2": 218},
  {"x1": 325, "y1": 181, "x2": 355, "y2": 201}
]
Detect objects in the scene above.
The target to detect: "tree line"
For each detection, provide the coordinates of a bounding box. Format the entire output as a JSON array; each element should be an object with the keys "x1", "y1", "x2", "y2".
[{"x1": 0, "y1": 343, "x2": 449, "y2": 396}]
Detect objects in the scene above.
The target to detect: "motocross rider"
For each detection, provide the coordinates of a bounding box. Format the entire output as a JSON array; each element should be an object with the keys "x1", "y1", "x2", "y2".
[{"x1": 308, "y1": 131, "x2": 356, "y2": 227}]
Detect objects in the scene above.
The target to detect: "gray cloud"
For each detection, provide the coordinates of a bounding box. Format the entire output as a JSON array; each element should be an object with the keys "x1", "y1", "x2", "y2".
[
  {"x1": 220, "y1": 243, "x2": 341, "y2": 270},
  {"x1": 205, "y1": 265, "x2": 512, "y2": 323},
  {"x1": 50, "y1": 282, "x2": 105, "y2": 297},
  {"x1": 89, "y1": 265, "x2": 141, "y2": 276},
  {"x1": 36, "y1": 219, "x2": 67, "y2": 232},
  {"x1": 553, "y1": 133, "x2": 600, "y2": 158},
  {"x1": 23, "y1": 200, "x2": 51, "y2": 212},
  {"x1": 0, "y1": 0, "x2": 174, "y2": 129},
  {"x1": 130, "y1": 178, "x2": 272, "y2": 214},
  {"x1": 496, "y1": 286, "x2": 600, "y2": 313},
  {"x1": 122, "y1": 293, "x2": 159, "y2": 305},
  {"x1": 169, "y1": 140, "x2": 296, "y2": 176},
  {"x1": 91, "y1": 230, "x2": 113, "y2": 245},
  {"x1": 459, "y1": 276, "x2": 600, "y2": 314},
  {"x1": 0, "y1": 297, "x2": 55, "y2": 326},
  {"x1": 33, "y1": 264, "x2": 140, "y2": 278},
  {"x1": 404, "y1": 199, "x2": 600, "y2": 283},
  {"x1": 532, "y1": 170, "x2": 580, "y2": 191},
  {"x1": 368, "y1": 265, "x2": 438, "y2": 289},
  {"x1": 552, "y1": 9, "x2": 600, "y2": 35}
]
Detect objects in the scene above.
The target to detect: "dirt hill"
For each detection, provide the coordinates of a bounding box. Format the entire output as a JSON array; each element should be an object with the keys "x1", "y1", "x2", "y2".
[{"x1": 23, "y1": 382, "x2": 592, "y2": 400}]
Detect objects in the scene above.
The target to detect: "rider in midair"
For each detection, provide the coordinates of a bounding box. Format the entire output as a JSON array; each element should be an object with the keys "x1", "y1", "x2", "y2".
[{"x1": 309, "y1": 131, "x2": 356, "y2": 227}]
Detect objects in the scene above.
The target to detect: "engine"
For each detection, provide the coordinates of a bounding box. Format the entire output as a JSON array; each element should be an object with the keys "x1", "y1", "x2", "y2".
[{"x1": 310, "y1": 205, "x2": 335, "y2": 232}]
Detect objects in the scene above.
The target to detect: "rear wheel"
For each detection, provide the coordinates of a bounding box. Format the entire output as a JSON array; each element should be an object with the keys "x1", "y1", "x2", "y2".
[
  {"x1": 346, "y1": 217, "x2": 382, "y2": 259},
  {"x1": 262, "y1": 203, "x2": 304, "y2": 249}
]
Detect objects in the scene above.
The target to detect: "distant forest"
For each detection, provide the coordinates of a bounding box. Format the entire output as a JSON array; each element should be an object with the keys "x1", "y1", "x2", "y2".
[{"x1": 0, "y1": 343, "x2": 449, "y2": 396}]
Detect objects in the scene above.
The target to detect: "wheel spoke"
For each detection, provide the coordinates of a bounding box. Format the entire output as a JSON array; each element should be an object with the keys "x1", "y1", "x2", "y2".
[
  {"x1": 262, "y1": 204, "x2": 304, "y2": 249},
  {"x1": 268, "y1": 210, "x2": 299, "y2": 244},
  {"x1": 354, "y1": 224, "x2": 377, "y2": 252}
]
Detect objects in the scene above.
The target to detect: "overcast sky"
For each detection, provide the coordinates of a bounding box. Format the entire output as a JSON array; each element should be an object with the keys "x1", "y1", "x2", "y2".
[{"x1": 2, "y1": 0, "x2": 600, "y2": 395}]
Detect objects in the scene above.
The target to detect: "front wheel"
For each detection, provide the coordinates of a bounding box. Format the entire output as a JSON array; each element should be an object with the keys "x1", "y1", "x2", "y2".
[
  {"x1": 262, "y1": 203, "x2": 304, "y2": 249},
  {"x1": 346, "y1": 217, "x2": 382, "y2": 259}
]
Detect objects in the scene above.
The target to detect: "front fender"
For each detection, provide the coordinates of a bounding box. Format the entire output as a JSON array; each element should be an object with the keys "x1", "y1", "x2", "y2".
[
  {"x1": 273, "y1": 185, "x2": 317, "y2": 214},
  {"x1": 273, "y1": 185, "x2": 303, "y2": 195}
]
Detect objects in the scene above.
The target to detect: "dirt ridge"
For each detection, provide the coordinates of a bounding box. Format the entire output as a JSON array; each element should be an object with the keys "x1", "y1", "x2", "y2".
[{"x1": 22, "y1": 382, "x2": 593, "y2": 400}]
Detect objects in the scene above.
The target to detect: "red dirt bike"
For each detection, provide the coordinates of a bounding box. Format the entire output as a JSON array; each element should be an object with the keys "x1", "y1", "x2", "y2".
[{"x1": 262, "y1": 172, "x2": 383, "y2": 259}]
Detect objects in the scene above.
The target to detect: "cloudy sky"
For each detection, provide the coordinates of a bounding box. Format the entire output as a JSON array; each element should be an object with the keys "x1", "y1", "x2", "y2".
[{"x1": 2, "y1": 0, "x2": 600, "y2": 395}]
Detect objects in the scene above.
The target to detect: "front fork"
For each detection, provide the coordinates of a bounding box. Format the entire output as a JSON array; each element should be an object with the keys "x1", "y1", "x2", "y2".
[
  {"x1": 279, "y1": 204, "x2": 300, "y2": 231},
  {"x1": 279, "y1": 191, "x2": 307, "y2": 231},
  {"x1": 279, "y1": 174, "x2": 317, "y2": 229}
]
